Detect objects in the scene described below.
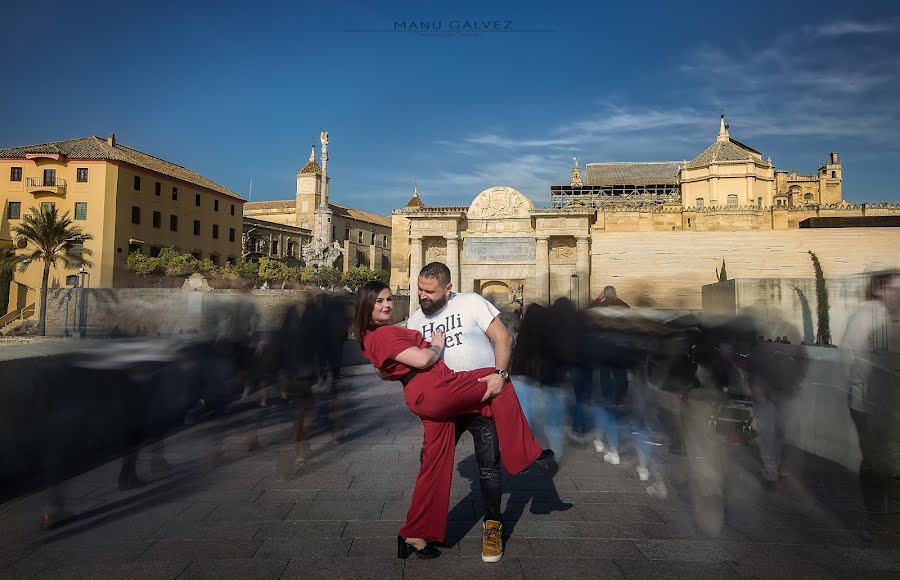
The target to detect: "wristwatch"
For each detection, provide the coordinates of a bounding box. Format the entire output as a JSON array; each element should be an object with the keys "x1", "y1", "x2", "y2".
[{"x1": 494, "y1": 369, "x2": 510, "y2": 380}]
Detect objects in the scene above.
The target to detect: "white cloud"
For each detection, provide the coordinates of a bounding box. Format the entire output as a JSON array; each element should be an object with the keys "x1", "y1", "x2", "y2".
[
  {"x1": 386, "y1": 18, "x2": 900, "y2": 209},
  {"x1": 814, "y1": 21, "x2": 896, "y2": 37}
]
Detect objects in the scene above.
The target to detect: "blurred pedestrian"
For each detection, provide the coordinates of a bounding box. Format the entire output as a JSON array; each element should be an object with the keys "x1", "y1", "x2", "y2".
[{"x1": 841, "y1": 270, "x2": 900, "y2": 512}]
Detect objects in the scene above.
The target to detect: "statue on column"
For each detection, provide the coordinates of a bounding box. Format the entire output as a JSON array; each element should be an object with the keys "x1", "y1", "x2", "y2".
[{"x1": 320, "y1": 131, "x2": 329, "y2": 161}]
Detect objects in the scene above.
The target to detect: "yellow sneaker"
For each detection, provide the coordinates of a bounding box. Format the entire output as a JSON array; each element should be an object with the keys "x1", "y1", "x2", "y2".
[{"x1": 481, "y1": 520, "x2": 503, "y2": 563}]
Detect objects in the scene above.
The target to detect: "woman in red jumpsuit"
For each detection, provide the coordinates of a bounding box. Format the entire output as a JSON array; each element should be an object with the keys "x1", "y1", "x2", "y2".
[{"x1": 353, "y1": 281, "x2": 548, "y2": 559}]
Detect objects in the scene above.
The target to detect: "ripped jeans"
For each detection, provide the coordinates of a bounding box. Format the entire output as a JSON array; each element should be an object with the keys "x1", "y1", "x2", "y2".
[{"x1": 456, "y1": 414, "x2": 502, "y2": 522}]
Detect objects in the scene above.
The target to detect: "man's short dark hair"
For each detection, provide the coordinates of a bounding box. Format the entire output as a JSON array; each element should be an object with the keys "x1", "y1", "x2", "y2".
[{"x1": 419, "y1": 262, "x2": 451, "y2": 286}]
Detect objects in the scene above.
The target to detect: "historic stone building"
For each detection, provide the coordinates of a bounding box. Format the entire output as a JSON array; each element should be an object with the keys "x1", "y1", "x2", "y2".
[
  {"x1": 241, "y1": 216, "x2": 309, "y2": 266},
  {"x1": 0, "y1": 134, "x2": 244, "y2": 317},
  {"x1": 392, "y1": 118, "x2": 900, "y2": 312},
  {"x1": 242, "y1": 133, "x2": 391, "y2": 272},
  {"x1": 552, "y1": 117, "x2": 842, "y2": 211}
]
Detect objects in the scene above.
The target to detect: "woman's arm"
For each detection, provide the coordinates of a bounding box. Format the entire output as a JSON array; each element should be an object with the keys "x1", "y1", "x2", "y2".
[{"x1": 393, "y1": 329, "x2": 446, "y2": 369}]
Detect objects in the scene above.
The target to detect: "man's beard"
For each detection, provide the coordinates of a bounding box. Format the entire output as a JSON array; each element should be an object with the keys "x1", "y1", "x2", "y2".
[{"x1": 420, "y1": 294, "x2": 448, "y2": 315}]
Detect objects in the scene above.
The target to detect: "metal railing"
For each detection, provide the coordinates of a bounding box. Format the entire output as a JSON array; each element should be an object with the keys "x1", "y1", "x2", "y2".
[
  {"x1": 25, "y1": 176, "x2": 67, "y2": 189},
  {"x1": 0, "y1": 302, "x2": 35, "y2": 330}
]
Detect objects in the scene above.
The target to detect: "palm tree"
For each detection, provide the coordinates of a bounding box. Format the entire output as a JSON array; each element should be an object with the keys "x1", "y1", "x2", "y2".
[{"x1": 12, "y1": 205, "x2": 93, "y2": 335}]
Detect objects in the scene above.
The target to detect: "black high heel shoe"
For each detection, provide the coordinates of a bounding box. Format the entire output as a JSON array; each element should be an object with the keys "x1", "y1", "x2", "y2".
[{"x1": 397, "y1": 535, "x2": 440, "y2": 559}]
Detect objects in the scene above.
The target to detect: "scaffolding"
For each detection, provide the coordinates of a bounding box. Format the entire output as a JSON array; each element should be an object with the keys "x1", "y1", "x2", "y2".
[{"x1": 550, "y1": 184, "x2": 681, "y2": 209}]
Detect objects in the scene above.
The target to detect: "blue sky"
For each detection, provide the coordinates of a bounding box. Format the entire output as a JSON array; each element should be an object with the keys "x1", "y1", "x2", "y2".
[{"x1": 2, "y1": 0, "x2": 899, "y2": 212}]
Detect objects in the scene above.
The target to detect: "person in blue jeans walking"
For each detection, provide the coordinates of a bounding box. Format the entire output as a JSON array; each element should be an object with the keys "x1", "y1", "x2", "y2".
[{"x1": 510, "y1": 303, "x2": 567, "y2": 460}]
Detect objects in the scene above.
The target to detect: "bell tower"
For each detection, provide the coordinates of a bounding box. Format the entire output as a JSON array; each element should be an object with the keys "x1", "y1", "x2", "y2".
[
  {"x1": 295, "y1": 144, "x2": 322, "y2": 229},
  {"x1": 819, "y1": 151, "x2": 842, "y2": 204}
]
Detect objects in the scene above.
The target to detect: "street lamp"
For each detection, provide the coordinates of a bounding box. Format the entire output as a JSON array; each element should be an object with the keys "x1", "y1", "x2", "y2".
[
  {"x1": 65, "y1": 275, "x2": 80, "y2": 338},
  {"x1": 62, "y1": 293, "x2": 71, "y2": 337},
  {"x1": 76, "y1": 267, "x2": 91, "y2": 338}
]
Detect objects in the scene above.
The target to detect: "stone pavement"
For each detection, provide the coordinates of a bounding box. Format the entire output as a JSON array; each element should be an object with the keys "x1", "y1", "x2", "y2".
[{"x1": 2, "y1": 366, "x2": 900, "y2": 579}]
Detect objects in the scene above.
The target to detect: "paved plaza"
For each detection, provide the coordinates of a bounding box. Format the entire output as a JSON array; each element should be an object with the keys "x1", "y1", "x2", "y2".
[{"x1": 2, "y1": 365, "x2": 900, "y2": 579}]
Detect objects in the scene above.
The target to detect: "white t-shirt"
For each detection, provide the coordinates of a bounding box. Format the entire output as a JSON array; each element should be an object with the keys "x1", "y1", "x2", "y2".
[{"x1": 406, "y1": 292, "x2": 500, "y2": 372}]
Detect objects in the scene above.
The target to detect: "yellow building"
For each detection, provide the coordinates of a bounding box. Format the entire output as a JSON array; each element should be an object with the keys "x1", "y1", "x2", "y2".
[
  {"x1": 553, "y1": 116, "x2": 843, "y2": 210},
  {"x1": 0, "y1": 134, "x2": 244, "y2": 316},
  {"x1": 243, "y1": 138, "x2": 392, "y2": 272}
]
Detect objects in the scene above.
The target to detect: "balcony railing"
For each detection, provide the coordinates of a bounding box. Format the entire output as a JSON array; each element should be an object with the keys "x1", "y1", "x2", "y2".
[{"x1": 25, "y1": 177, "x2": 67, "y2": 191}]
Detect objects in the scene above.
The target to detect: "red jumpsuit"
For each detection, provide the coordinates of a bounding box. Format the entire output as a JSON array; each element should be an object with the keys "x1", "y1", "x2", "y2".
[{"x1": 362, "y1": 324, "x2": 542, "y2": 542}]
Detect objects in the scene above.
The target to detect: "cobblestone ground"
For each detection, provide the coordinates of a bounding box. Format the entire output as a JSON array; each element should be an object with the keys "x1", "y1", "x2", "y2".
[{"x1": 2, "y1": 366, "x2": 900, "y2": 579}]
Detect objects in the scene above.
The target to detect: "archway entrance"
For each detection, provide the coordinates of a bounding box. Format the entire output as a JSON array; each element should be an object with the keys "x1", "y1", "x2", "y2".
[{"x1": 475, "y1": 279, "x2": 525, "y2": 325}]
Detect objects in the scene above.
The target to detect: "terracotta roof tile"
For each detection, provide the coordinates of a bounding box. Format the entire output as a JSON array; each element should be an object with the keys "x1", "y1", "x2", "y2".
[
  {"x1": 330, "y1": 203, "x2": 391, "y2": 227},
  {"x1": 244, "y1": 200, "x2": 295, "y2": 210},
  {"x1": 585, "y1": 162, "x2": 681, "y2": 186},
  {"x1": 299, "y1": 159, "x2": 321, "y2": 175},
  {"x1": 0, "y1": 136, "x2": 243, "y2": 200},
  {"x1": 405, "y1": 192, "x2": 425, "y2": 208},
  {"x1": 686, "y1": 139, "x2": 758, "y2": 169}
]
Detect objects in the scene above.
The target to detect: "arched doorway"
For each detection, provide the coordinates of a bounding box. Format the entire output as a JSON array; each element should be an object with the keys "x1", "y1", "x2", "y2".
[{"x1": 479, "y1": 280, "x2": 512, "y2": 306}]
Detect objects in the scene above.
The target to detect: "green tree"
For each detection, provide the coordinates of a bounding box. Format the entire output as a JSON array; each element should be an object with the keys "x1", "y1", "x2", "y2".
[
  {"x1": 239, "y1": 260, "x2": 260, "y2": 280},
  {"x1": 808, "y1": 250, "x2": 831, "y2": 345},
  {"x1": 222, "y1": 259, "x2": 259, "y2": 281},
  {"x1": 716, "y1": 258, "x2": 728, "y2": 282},
  {"x1": 196, "y1": 258, "x2": 218, "y2": 275},
  {"x1": 126, "y1": 252, "x2": 160, "y2": 277},
  {"x1": 257, "y1": 257, "x2": 290, "y2": 282},
  {"x1": 340, "y1": 266, "x2": 390, "y2": 291},
  {"x1": 12, "y1": 205, "x2": 93, "y2": 335},
  {"x1": 157, "y1": 247, "x2": 200, "y2": 277},
  {"x1": 317, "y1": 266, "x2": 342, "y2": 289},
  {"x1": 300, "y1": 265, "x2": 342, "y2": 289}
]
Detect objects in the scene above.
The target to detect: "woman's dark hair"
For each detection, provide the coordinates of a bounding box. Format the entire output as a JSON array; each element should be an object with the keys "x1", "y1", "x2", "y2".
[{"x1": 353, "y1": 280, "x2": 390, "y2": 346}]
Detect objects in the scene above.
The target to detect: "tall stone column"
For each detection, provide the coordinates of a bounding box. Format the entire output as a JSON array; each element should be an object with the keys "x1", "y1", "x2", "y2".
[
  {"x1": 534, "y1": 235, "x2": 550, "y2": 306},
  {"x1": 576, "y1": 236, "x2": 590, "y2": 309},
  {"x1": 409, "y1": 236, "x2": 423, "y2": 312},
  {"x1": 369, "y1": 244, "x2": 378, "y2": 270},
  {"x1": 445, "y1": 235, "x2": 460, "y2": 289},
  {"x1": 343, "y1": 240, "x2": 352, "y2": 271}
]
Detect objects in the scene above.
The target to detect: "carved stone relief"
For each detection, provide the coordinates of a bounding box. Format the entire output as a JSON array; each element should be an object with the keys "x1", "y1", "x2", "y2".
[
  {"x1": 549, "y1": 238, "x2": 576, "y2": 263},
  {"x1": 424, "y1": 239, "x2": 448, "y2": 263},
  {"x1": 467, "y1": 186, "x2": 534, "y2": 219}
]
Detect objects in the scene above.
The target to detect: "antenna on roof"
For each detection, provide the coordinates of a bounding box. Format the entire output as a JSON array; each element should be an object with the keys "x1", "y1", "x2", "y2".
[{"x1": 248, "y1": 178, "x2": 253, "y2": 200}]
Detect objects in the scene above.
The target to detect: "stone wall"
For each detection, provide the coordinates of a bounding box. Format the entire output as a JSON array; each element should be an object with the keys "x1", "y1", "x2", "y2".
[
  {"x1": 701, "y1": 276, "x2": 882, "y2": 348},
  {"x1": 42, "y1": 284, "x2": 407, "y2": 337},
  {"x1": 595, "y1": 204, "x2": 900, "y2": 232},
  {"x1": 590, "y1": 227, "x2": 900, "y2": 310},
  {"x1": 43, "y1": 287, "x2": 328, "y2": 337}
]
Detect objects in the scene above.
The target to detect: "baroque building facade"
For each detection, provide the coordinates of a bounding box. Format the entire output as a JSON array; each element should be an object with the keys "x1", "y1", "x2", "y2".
[
  {"x1": 242, "y1": 133, "x2": 391, "y2": 272},
  {"x1": 392, "y1": 118, "x2": 900, "y2": 313}
]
